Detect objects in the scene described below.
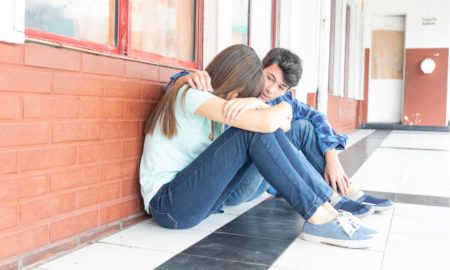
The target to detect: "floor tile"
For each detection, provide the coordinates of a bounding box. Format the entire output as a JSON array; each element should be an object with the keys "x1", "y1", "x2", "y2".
[
  {"x1": 217, "y1": 215, "x2": 302, "y2": 241},
  {"x1": 390, "y1": 215, "x2": 450, "y2": 237},
  {"x1": 382, "y1": 251, "x2": 450, "y2": 270},
  {"x1": 393, "y1": 203, "x2": 450, "y2": 220},
  {"x1": 361, "y1": 212, "x2": 393, "y2": 252},
  {"x1": 155, "y1": 254, "x2": 268, "y2": 270},
  {"x1": 240, "y1": 197, "x2": 302, "y2": 222},
  {"x1": 181, "y1": 232, "x2": 293, "y2": 266},
  {"x1": 272, "y1": 240, "x2": 383, "y2": 270},
  {"x1": 36, "y1": 243, "x2": 174, "y2": 270},
  {"x1": 99, "y1": 220, "x2": 211, "y2": 253},
  {"x1": 386, "y1": 232, "x2": 450, "y2": 258}
]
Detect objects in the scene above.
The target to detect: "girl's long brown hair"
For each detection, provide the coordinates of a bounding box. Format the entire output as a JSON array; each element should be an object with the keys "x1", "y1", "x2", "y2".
[{"x1": 145, "y1": 44, "x2": 265, "y2": 138}]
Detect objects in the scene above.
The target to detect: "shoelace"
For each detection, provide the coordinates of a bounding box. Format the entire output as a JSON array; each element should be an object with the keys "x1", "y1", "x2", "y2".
[
  {"x1": 335, "y1": 212, "x2": 360, "y2": 239},
  {"x1": 340, "y1": 211, "x2": 362, "y2": 231}
]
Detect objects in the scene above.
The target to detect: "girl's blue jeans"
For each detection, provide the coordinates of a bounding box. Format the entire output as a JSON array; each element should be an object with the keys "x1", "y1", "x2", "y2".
[
  {"x1": 149, "y1": 127, "x2": 333, "y2": 229},
  {"x1": 225, "y1": 119, "x2": 327, "y2": 205}
]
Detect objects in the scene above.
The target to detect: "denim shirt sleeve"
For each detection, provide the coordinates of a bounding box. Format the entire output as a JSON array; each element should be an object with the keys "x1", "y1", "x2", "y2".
[
  {"x1": 270, "y1": 92, "x2": 348, "y2": 154},
  {"x1": 164, "y1": 70, "x2": 190, "y2": 93}
]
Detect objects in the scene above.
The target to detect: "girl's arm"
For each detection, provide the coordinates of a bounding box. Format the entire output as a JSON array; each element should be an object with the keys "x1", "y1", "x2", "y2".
[{"x1": 195, "y1": 96, "x2": 292, "y2": 133}]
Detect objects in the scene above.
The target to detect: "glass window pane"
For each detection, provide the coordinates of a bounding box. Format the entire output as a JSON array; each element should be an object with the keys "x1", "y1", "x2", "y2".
[
  {"x1": 25, "y1": 0, "x2": 116, "y2": 46},
  {"x1": 232, "y1": 0, "x2": 249, "y2": 45},
  {"x1": 130, "y1": 0, "x2": 195, "y2": 62}
]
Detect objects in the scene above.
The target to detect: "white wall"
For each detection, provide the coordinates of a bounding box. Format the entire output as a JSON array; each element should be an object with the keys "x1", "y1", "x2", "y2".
[
  {"x1": 278, "y1": 0, "x2": 322, "y2": 102},
  {"x1": 364, "y1": 0, "x2": 450, "y2": 49},
  {"x1": 365, "y1": 0, "x2": 450, "y2": 124},
  {"x1": 250, "y1": 0, "x2": 272, "y2": 59},
  {"x1": 0, "y1": 0, "x2": 25, "y2": 44}
]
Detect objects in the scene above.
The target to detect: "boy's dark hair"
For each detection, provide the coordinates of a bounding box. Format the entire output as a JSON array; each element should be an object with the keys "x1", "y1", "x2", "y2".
[{"x1": 262, "y1": 48, "x2": 303, "y2": 88}]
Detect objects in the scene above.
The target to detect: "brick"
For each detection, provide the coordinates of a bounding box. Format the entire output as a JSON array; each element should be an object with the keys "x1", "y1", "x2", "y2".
[
  {"x1": 55, "y1": 98, "x2": 80, "y2": 119},
  {"x1": 78, "y1": 182, "x2": 120, "y2": 208},
  {"x1": 0, "y1": 66, "x2": 52, "y2": 94},
  {"x1": 101, "y1": 159, "x2": 139, "y2": 182},
  {"x1": 79, "y1": 223, "x2": 120, "y2": 244},
  {"x1": 123, "y1": 102, "x2": 153, "y2": 120},
  {"x1": 23, "y1": 97, "x2": 53, "y2": 119},
  {"x1": 19, "y1": 146, "x2": 77, "y2": 172},
  {"x1": 99, "y1": 198, "x2": 139, "y2": 225},
  {"x1": 82, "y1": 54, "x2": 125, "y2": 77},
  {"x1": 0, "y1": 204, "x2": 17, "y2": 230},
  {"x1": 0, "y1": 152, "x2": 17, "y2": 175},
  {"x1": 54, "y1": 74, "x2": 102, "y2": 96},
  {"x1": 79, "y1": 98, "x2": 103, "y2": 119},
  {"x1": 0, "y1": 42, "x2": 23, "y2": 64},
  {"x1": 121, "y1": 178, "x2": 139, "y2": 197},
  {"x1": 20, "y1": 192, "x2": 77, "y2": 224},
  {"x1": 159, "y1": 67, "x2": 181, "y2": 83},
  {"x1": 22, "y1": 239, "x2": 77, "y2": 267},
  {"x1": 49, "y1": 166, "x2": 99, "y2": 192},
  {"x1": 52, "y1": 122, "x2": 100, "y2": 143},
  {"x1": 50, "y1": 211, "x2": 98, "y2": 242},
  {"x1": 102, "y1": 100, "x2": 123, "y2": 118},
  {"x1": 125, "y1": 61, "x2": 158, "y2": 81},
  {"x1": 142, "y1": 83, "x2": 164, "y2": 101},
  {"x1": 0, "y1": 174, "x2": 48, "y2": 202},
  {"x1": 25, "y1": 43, "x2": 81, "y2": 71},
  {"x1": 0, "y1": 225, "x2": 48, "y2": 260},
  {"x1": 78, "y1": 142, "x2": 122, "y2": 164},
  {"x1": 123, "y1": 140, "x2": 143, "y2": 158},
  {"x1": 0, "y1": 96, "x2": 21, "y2": 119},
  {"x1": 0, "y1": 123, "x2": 50, "y2": 147},
  {"x1": 104, "y1": 79, "x2": 141, "y2": 98},
  {"x1": 101, "y1": 121, "x2": 141, "y2": 140}
]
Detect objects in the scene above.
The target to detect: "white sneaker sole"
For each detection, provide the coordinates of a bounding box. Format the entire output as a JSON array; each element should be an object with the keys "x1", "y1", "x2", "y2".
[
  {"x1": 373, "y1": 204, "x2": 395, "y2": 212},
  {"x1": 300, "y1": 232, "x2": 376, "y2": 249}
]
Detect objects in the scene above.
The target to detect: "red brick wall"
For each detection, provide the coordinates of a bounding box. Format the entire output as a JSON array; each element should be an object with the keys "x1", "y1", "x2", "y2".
[
  {"x1": 327, "y1": 94, "x2": 361, "y2": 134},
  {"x1": 0, "y1": 41, "x2": 176, "y2": 269}
]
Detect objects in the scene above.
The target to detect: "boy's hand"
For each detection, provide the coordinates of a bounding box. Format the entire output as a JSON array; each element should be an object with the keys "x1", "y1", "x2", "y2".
[
  {"x1": 324, "y1": 149, "x2": 350, "y2": 195},
  {"x1": 185, "y1": 71, "x2": 213, "y2": 92}
]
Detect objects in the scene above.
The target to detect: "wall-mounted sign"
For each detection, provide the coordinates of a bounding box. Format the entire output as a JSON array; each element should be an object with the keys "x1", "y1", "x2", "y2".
[{"x1": 422, "y1": 17, "x2": 437, "y2": 26}]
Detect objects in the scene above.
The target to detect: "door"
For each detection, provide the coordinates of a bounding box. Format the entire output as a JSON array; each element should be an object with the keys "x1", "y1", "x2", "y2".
[{"x1": 368, "y1": 15, "x2": 405, "y2": 123}]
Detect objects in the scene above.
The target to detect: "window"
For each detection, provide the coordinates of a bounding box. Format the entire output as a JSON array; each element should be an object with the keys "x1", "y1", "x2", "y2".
[
  {"x1": 231, "y1": 0, "x2": 250, "y2": 45},
  {"x1": 25, "y1": 0, "x2": 200, "y2": 68},
  {"x1": 129, "y1": 0, "x2": 196, "y2": 63},
  {"x1": 25, "y1": 0, "x2": 116, "y2": 51}
]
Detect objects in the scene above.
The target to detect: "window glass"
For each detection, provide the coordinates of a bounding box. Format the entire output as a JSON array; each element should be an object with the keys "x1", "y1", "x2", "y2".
[
  {"x1": 25, "y1": 0, "x2": 116, "y2": 46},
  {"x1": 232, "y1": 0, "x2": 249, "y2": 45},
  {"x1": 130, "y1": 0, "x2": 195, "y2": 62}
]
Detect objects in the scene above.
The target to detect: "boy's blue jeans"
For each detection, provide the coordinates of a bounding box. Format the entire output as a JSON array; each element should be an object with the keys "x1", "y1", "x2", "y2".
[
  {"x1": 149, "y1": 127, "x2": 333, "y2": 229},
  {"x1": 225, "y1": 119, "x2": 326, "y2": 205}
]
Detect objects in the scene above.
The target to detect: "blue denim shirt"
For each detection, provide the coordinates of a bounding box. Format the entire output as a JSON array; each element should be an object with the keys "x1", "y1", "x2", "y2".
[
  {"x1": 167, "y1": 71, "x2": 347, "y2": 154},
  {"x1": 267, "y1": 91, "x2": 348, "y2": 154}
]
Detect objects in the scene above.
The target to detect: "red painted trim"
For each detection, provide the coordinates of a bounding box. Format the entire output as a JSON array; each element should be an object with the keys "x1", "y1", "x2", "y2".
[
  {"x1": 25, "y1": 28, "x2": 119, "y2": 54},
  {"x1": 271, "y1": 0, "x2": 277, "y2": 48},
  {"x1": 248, "y1": 0, "x2": 252, "y2": 46},
  {"x1": 118, "y1": 0, "x2": 128, "y2": 55}
]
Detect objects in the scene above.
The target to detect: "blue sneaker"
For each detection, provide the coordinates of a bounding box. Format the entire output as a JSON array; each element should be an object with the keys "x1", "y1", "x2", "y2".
[
  {"x1": 333, "y1": 196, "x2": 375, "y2": 218},
  {"x1": 301, "y1": 212, "x2": 378, "y2": 249},
  {"x1": 356, "y1": 193, "x2": 394, "y2": 212}
]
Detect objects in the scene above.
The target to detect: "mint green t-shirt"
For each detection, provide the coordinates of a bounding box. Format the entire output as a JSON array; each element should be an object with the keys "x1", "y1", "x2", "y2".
[{"x1": 139, "y1": 85, "x2": 217, "y2": 213}]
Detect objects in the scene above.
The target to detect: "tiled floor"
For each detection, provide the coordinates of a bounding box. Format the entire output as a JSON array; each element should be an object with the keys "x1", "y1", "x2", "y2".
[{"x1": 33, "y1": 130, "x2": 450, "y2": 270}]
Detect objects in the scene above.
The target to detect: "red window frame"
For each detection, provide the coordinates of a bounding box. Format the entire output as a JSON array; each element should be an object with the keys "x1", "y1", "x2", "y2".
[{"x1": 25, "y1": 0, "x2": 203, "y2": 70}]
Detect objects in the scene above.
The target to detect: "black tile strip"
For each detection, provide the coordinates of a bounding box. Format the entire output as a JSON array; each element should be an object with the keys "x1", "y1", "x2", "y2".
[
  {"x1": 380, "y1": 146, "x2": 450, "y2": 152},
  {"x1": 338, "y1": 130, "x2": 391, "y2": 178},
  {"x1": 155, "y1": 254, "x2": 268, "y2": 270},
  {"x1": 363, "y1": 190, "x2": 449, "y2": 207}
]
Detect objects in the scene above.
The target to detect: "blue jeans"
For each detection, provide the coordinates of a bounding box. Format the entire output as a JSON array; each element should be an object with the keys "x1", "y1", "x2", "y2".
[
  {"x1": 225, "y1": 119, "x2": 326, "y2": 205},
  {"x1": 149, "y1": 128, "x2": 333, "y2": 229}
]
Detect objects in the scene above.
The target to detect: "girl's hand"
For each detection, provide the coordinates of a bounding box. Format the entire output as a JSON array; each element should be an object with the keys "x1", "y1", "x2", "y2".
[{"x1": 223, "y1": 98, "x2": 269, "y2": 122}]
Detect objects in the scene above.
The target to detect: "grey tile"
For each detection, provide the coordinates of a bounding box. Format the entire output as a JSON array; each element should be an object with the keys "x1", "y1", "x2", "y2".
[
  {"x1": 155, "y1": 254, "x2": 268, "y2": 270},
  {"x1": 240, "y1": 197, "x2": 302, "y2": 222},
  {"x1": 395, "y1": 193, "x2": 449, "y2": 207},
  {"x1": 217, "y1": 215, "x2": 302, "y2": 241},
  {"x1": 181, "y1": 232, "x2": 293, "y2": 266}
]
